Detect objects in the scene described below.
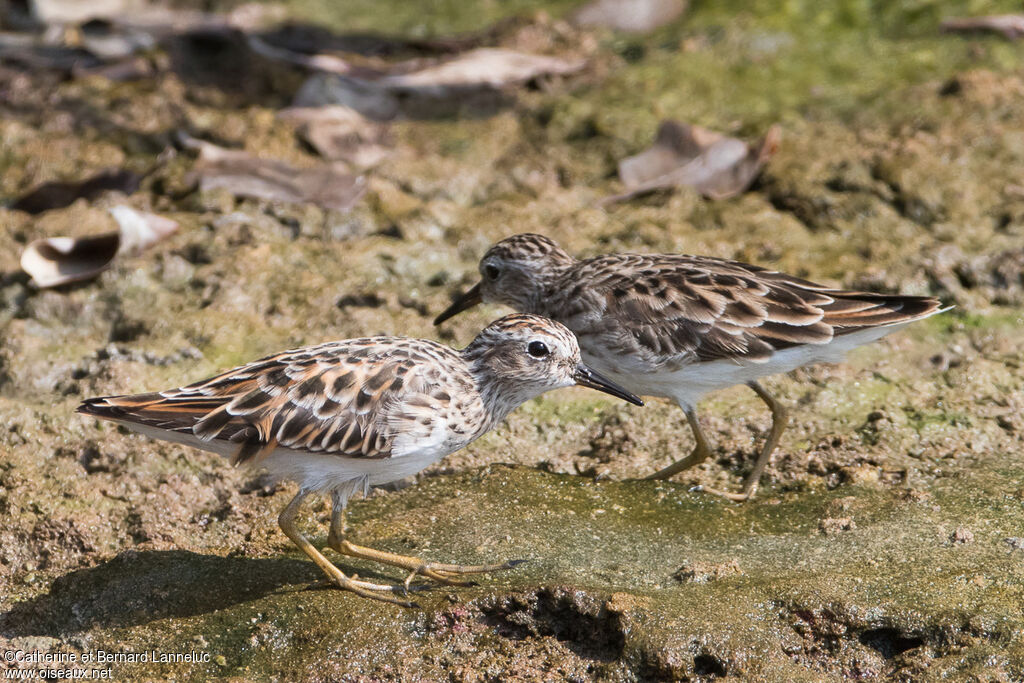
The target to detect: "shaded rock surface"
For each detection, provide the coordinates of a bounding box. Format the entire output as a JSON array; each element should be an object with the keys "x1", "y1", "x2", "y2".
[{"x1": 3, "y1": 467, "x2": 1023, "y2": 680}]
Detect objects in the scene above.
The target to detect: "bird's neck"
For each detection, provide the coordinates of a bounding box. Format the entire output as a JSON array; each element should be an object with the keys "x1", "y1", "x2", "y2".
[
  {"x1": 522, "y1": 260, "x2": 573, "y2": 313},
  {"x1": 479, "y1": 376, "x2": 536, "y2": 431},
  {"x1": 461, "y1": 350, "x2": 543, "y2": 432}
]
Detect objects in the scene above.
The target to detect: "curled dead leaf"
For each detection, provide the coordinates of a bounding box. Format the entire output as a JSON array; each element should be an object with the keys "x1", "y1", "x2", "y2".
[
  {"x1": 602, "y1": 121, "x2": 780, "y2": 205},
  {"x1": 20, "y1": 206, "x2": 178, "y2": 288},
  {"x1": 246, "y1": 35, "x2": 353, "y2": 75},
  {"x1": 183, "y1": 138, "x2": 366, "y2": 211},
  {"x1": 26, "y1": 0, "x2": 138, "y2": 25},
  {"x1": 570, "y1": 0, "x2": 687, "y2": 34},
  {"x1": 11, "y1": 169, "x2": 142, "y2": 214},
  {"x1": 278, "y1": 106, "x2": 391, "y2": 167},
  {"x1": 376, "y1": 48, "x2": 585, "y2": 92},
  {"x1": 941, "y1": 15, "x2": 1024, "y2": 39},
  {"x1": 291, "y1": 48, "x2": 585, "y2": 117}
]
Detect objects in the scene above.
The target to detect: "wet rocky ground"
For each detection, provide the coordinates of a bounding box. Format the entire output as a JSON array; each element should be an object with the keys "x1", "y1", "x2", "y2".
[{"x1": 1, "y1": 0, "x2": 1023, "y2": 680}]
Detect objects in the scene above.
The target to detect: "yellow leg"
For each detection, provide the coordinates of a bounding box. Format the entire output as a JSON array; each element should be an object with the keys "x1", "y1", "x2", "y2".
[
  {"x1": 644, "y1": 408, "x2": 712, "y2": 480},
  {"x1": 701, "y1": 381, "x2": 788, "y2": 502},
  {"x1": 278, "y1": 490, "x2": 416, "y2": 607},
  {"x1": 327, "y1": 493, "x2": 523, "y2": 592}
]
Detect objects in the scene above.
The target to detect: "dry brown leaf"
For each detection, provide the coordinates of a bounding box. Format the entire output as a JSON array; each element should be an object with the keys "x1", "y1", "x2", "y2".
[
  {"x1": 276, "y1": 44, "x2": 585, "y2": 91},
  {"x1": 11, "y1": 169, "x2": 142, "y2": 214},
  {"x1": 27, "y1": 0, "x2": 138, "y2": 25},
  {"x1": 603, "y1": 121, "x2": 780, "y2": 204},
  {"x1": 20, "y1": 206, "x2": 178, "y2": 288},
  {"x1": 246, "y1": 35, "x2": 354, "y2": 75},
  {"x1": 291, "y1": 48, "x2": 585, "y2": 117},
  {"x1": 376, "y1": 48, "x2": 585, "y2": 91},
  {"x1": 77, "y1": 21, "x2": 156, "y2": 60},
  {"x1": 185, "y1": 139, "x2": 365, "y2": 212},
  {"x1": 941, "y1": 15, "x2": 1024, "y2": 39},
  {"x1": 278, "y1": 106, "x2": 391, "y2": 167},
  {"x1": 570, "y1": 0, "x2": 687, "y2": 33},
  {"x1": 0, "y1": 33, "x2": 103, "y2": 72},
  {"x1": 292, "y1": 76, "x2": 398, "y2": 119}
]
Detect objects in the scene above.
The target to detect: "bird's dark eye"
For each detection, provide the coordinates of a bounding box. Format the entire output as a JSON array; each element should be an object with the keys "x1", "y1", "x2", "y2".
[
  {"x1": 527, "y1": 341, "x2": 549, "y2": 358},
  {"x1": 484, "y1": 265, "x2": 500, "y2": 280}
]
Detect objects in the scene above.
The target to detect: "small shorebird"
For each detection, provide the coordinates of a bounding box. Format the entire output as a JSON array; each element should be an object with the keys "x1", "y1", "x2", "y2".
[
  {"x1": 78, "y1": 314, "x2": 642, "y2": 606},
  {"x1": 435, "y1": 234, "x2": 945, "y2": 500}
]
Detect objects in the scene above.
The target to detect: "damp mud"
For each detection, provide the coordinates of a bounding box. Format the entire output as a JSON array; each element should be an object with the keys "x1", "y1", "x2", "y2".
[{"x1": 1, "y1": 0, "x2": 1023, "y2": 680}]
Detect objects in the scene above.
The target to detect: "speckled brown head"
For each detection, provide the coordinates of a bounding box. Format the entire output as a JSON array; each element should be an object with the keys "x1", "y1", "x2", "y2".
[
  {"x1": 464, "y1": 314, "x2": 642, "y2": 412},
  {"x1": 434, "y1": 234, "x2": 574, "y2": 324}
]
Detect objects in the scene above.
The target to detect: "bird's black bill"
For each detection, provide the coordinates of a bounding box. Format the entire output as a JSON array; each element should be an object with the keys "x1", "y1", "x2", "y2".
[
  {"x1": 574, "y1": 364, "x2": 643, "y2": 406},
  {"x1": 434, "y1": 282, "x2": 482, "y2": 325}
]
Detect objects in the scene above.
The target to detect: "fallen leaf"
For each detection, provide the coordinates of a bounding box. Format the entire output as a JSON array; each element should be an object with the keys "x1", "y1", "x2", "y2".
[
  {"x1": 25, "y1": 0, "x2": 278, "y2": 34},
  {"x1": 20, "y1": 206, "x2": 178, "y2": 288},
  {"x1": 252, "y1": 20, "x2": 486, "y2": 60},
  {"x1": 20, "y1": 233, "x2": 121, "y2": 288},
  {"x1": 292, "y1": 75, "x2": 400, "y2": 119},
  {"x1": 2, "y1": 1, "x2": 282, "y2": 76},
  {"x1": 78, "y1": 19, "x2": 157, "y2": 60},
  {"x1": 291, "y1": 47, "x2": 584, "y2": 118},
  {"x1": 11, "y1": 169, "x2": 143, "y2": 214},
  {"x1": 0, "y1": 33, "x2": 102, "y2": 72},
  {"x1": 603, "y1": 121, "x2": 780, "y2": 204},
  {"x1": 941, "y1": 15, "x2": 1024, "y2": 39},
  {"x1": 109, "y1": 205, "x2": 178, "y2": 252},
  {"x1": 185, "y1": 139, "x2": 365, "y2": 212},
  {"x1": 72, "y1": 55, "x2": 155, "y2": 81},
  {"x1": 246, "y1": 35, "x2": 354, "y2": 75},
  {"x1": 377, "y1": 48, "x2": 585, "y2": 92},
  {"x1": 570, "y1": 0, "x2": 687, "y2": 33},
  {"x1": 27, "y1": 0, "x2": 137, "y2": 25},
  {"x1": 278, "y1": 106, "x2": 391, "y2": 167}
]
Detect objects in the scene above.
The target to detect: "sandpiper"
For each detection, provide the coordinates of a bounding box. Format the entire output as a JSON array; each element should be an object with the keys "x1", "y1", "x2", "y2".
[
  {"x1": 78, "y1": 314, "x2": 642, "y2": 606},
  {"x1": 435, "y1": 233, "x2": 945, "y2": 500}
]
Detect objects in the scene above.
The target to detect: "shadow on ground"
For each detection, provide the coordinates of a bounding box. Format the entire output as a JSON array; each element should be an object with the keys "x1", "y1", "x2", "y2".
[{"x1": 0, "y1": 551, "x2": 317, "y2": 636}]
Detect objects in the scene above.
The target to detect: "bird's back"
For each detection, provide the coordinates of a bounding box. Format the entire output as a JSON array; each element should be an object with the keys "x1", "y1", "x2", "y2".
[
  {"x1": 78, "y1": 337, "x2": 488, "y2": 467},
  {"x1": 535, "y1": 252, "x2": 942, "y2": 376}
]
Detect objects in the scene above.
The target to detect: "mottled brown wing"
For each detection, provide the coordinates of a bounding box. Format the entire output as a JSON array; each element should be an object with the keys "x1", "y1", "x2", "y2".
[
  {"x1": 556, "y1": 254, "x2": 941, "y2": 366},
  {"x1": 78, "y1": 339, "x2": 457, "y2": 465}
]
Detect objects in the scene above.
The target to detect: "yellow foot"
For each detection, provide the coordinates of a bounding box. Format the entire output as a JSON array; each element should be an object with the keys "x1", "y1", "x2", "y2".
[
  {"x1": 693, "y1": 484, "x2": 758, "y2": 502},
  {"x1": 400, "y1": 559, "x2": 527, "y2": 592},
  {"x1": 331, "y1": 537, "x2": 526, "y2": 590},
  {"x1": 331, "y1": 572, "x2": 425, "y2": 607}
]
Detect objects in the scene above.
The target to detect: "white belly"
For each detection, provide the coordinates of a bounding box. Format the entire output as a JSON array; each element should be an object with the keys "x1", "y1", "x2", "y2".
[
  {"x1": 262, "y1": 447, "x2": 441, "y2": 496},
  {"x1": 583, "y1": 323, "x2": 911, "y2": 409},
  {"x1": 113, "y1": 418, "x2": 453, "y2": 504}
]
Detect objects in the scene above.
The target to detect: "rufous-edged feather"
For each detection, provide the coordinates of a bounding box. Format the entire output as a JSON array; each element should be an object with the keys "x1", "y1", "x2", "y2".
[
  {"x1": 540, "y1": 252, "x2": 943, "y2": 369},
  {"x1": 78, "y1": 337, "x2": 483, "y2": 467}
]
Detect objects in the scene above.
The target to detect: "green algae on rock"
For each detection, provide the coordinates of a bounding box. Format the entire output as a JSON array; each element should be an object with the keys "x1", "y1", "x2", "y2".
[{"x1": 3, "y1": 466, "x2": 1024, "y2": 679}]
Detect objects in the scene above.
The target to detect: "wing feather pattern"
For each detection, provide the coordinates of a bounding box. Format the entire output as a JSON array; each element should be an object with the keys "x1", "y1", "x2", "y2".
[
  {"x1": 78, "y1": 339, "x2": 474, "y2": 466},
  {"x1": 551, "y1": 254, "x2": 942, "y2": 368}
]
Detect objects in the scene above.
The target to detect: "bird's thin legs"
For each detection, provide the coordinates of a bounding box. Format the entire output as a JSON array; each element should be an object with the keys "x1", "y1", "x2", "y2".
[
  {"x1": 644, "y1": 408, "x2": 712, "y2": 480},
  {"x1": 701, "y1": 381, "x2": 788, "y2": 502},
  {"x1": 743, "y1": 380, "x2": 788, "y2": 497},
  {"x1": 327, "y1": 492, "x2": 522, "y2": 592},
  {"x1": 278, "y1": 490, "x2": 416, "y2": 607}
]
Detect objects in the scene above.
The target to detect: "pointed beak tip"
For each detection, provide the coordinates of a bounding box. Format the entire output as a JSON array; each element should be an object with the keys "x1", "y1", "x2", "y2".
[
  {"x1": 434, "y1": 282, "x2": 482, "y2": 326},
  {"x1": 574, "y1": 364, "x2": 643, "y2": 406}
]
